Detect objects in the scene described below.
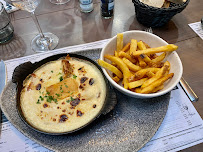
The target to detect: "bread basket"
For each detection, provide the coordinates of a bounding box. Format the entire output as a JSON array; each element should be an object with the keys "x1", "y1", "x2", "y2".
[{"x1": 132, "y1": 0, "x2": 190, "y2": 27}]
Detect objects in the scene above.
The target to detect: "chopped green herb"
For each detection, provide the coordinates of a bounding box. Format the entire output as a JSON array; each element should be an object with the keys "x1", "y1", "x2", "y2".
[
  {"x1": 66, "y1": 100, "x2": 70, "y2": 103},
  {"x1": 53, "y1": 98, "x2": 58, "y2": 104},
  {"x1": 39, "y1": 96, "x2": 44, "y2": 101},
  {"x1": 70, "y1": 96, "x2": 74, "y2": 101},
  {"x1": 65, "y1": 84, "x2": 68, "y2": 88},
  {"x1": 58, "y1": 72, "x2": 62, "y2": 75},
  {"x1": 73, "y1": 75, "x2": 77, "y2": 79},
  {"x1": 51, "y1": 70, "x2": 53, "y2": 73},
  {"x1": 59, "y1": 76, "x2": 63, "y2": 82},
  {"x1": 47, "y1": 91, "x2": 50, "y2": 95},
  {"x1": 36, "y1": 99, "x2": 41, "y2": 104},
  {"x1": 55, "y1": 93, "x2": 60, "y2": 97},
  {"x1": 68, "y1": 91, "x2": 70, "y2": 93},
  {"x1": 70, "y1": 92, "x2": 73, "y2": 95},
  {"x1": 47, "y1": 96, "x2": 54, "y2": 103}
]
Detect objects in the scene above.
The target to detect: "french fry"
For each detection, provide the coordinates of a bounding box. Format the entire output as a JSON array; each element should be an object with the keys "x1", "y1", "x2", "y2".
[
  {"x1": 130, "y1": 39, "x2": 138, "y2": 55},
  {"x1": 139, "y1": 54, "x2": 152, "y2": 64},
  {"x1": 121, "y1": 43, "x2": 131, "y2": 52},
  {"x1": 141, "y1": 61, "x2": 170, "y2": 88},
  {"x1": 138, "y1": 56, "x2": 147, "y2": 68},
  {"x1": 122, "y1": 58, "x2": 141, "y2": 72},
  {"x1": 140, "y1": 73, "x2": 174, "y2": 94},
  {"x1": 114, "y1": 51, "x2": 119, "y2": 57},
  {"x1": 104, "y1": 55, "x2": 131, "y2": 89},
  {"x1": 151, "y1": 84, "x2": 164, "y2": 93},
  {"x1": 135, "y1": 87, "x2": 142, "y2": 93},
  {"x1": 117, "y1": 33, "x2": 123, "y2": 52},
  {"x1": 128, "y1": 78, "x2": 148, "y2": 89},
  {"x1": 133, "y1": 44, "x2": 178, "y2": 56},
  {"x1": 98, "y1": 59, "x2": 123, "y2": 78},
  {"x1": 152, "y1": 52, "x2": 166, "y2": 63},
  {"x1": 137, "y1": 41, "x2": 147, "y2": 50},
  {"x1": 146, "y1": 70, "x2": 155, "y2": 78},
  {"x1": 128, "y1": 68, "x2": 160, "y2": 82},
  {"x1": 118, "y1": 51, "x2": 137, "y2": 63},
  {"x1": 113, "y1": 76, "x2": 120, "y2": 83}
]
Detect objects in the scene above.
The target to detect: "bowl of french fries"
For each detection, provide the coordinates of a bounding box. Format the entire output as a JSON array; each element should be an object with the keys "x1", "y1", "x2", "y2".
[{"x1": 98, "y1": 30, "x2": 183, "y2": 98}]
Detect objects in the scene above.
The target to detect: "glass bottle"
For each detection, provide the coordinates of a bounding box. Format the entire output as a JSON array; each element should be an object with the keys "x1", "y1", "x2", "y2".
[
  {"x1": 101, "y1": 0, "x2": 114, "y2": 19},
  {"x1": 79, "y1": 0, "x2": 94, "y2": 13}
]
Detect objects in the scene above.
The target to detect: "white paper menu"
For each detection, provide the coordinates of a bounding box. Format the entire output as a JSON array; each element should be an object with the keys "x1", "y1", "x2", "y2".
[
  {"x1": 189, "y1": 21, "x2": 203, "y2": 40},
  {"x1": 0, "y1": 39, "x2": 203, "y2": 152}
]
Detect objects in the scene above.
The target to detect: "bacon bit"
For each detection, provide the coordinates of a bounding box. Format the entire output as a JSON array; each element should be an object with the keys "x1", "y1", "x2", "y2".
[
  {"x1": 62, "y1": 109, "x2": 66, "y2": 112},
  {"x1": 43, "y1": 104, "x2": 48, "y2": 108},
  {"x1": 79, "y1": 85, "x2": 84, "y2": 90},
  {"x1": 89, "y1": 78, "x2": 94, "y2": 85},
  {"x1": 82, "y1": 98, "x2": 85, "y2": 101},
  {"x1": 70, "y1": 98, "x2": 80, "y2": 107},
  {"x1": 77, "y1": 110, "x2": 84, "y2": 117},
  {"x1": 62, "y1": 102, "x2": 65, "y2": 105},
  {"x1": 68, "y1": 112, "x2": 74, "y2": 115},
  {"x1": 48, "y1": 76, "x2": 51, "y2": 79},
  {"x1": 65, "y1": 54, "x2": 71, "y2": 60},
  {"x1": 80, "y1": 77, "x2": 88, "y2": 84},
  {"x1": 36, "y1": 84, "x2": 41, "y2": 90},
  {"x1": 57, "y1": 107, "x2": 60, "y2": 109},
  {"x1": 93, "y1": 104, "x2": 97, "y2": 108},
  {"x1": 59, "y1": 114, "x2": 68, "y2": 122},
  {"x1": 62, "y1": 59, "x2": 73, "y2": 78},
  {"x1": 53, "y1": 118, "x2": 56, "y2": 122},
  {"x1": 78, "y1": 67, "x2": 86, "y2": 74},
  {"x1": 97, "y1": 92, "x2": 101, "y2": 98},
  {"x1": 77, "y1": 93, "x2": 81, "y2": 98},
  {"x1": 27, "y1": 82, "x2": 34, "y2": 91},
  {"x1": 31, "y1": 73, "x2": 36, "y2": 78},
  {"x1": 40, "y1": 79, "x2": 43, "y2": 82}
]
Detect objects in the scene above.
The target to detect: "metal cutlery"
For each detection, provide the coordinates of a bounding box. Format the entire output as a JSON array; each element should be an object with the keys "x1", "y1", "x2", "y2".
[
  {"x1": 0, "y1": 60, "x2": 7, "y2": 94},
  {"x1": 144, "y1": 28, "x2": 199, "y2": 102}
]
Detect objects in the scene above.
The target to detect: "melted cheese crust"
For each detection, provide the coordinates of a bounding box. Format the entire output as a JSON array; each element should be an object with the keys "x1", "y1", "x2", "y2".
[{"x1": 20, "y1": 58, "x2": 106, "y2": 133}]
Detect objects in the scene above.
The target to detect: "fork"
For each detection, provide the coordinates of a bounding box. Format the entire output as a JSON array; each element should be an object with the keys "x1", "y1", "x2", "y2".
[{"x1": 144, "y1": 27, "x2": 199, "y2": 102}]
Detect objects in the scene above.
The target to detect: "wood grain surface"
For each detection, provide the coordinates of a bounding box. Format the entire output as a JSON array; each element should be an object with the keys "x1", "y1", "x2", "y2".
[{"x1": 1, "y1": 0, "x2": 203, "y2": 151}]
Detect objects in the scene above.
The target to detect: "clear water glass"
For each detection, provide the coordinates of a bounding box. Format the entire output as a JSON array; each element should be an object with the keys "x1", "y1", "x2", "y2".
[
  {"x1": 49, "y1": 0, "x2": 70, "y2": 5},
  {"x1": 0, "y1": 2, "x2": 14, "y2": 44}
]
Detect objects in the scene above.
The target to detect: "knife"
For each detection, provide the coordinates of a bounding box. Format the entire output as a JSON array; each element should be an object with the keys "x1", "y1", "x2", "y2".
[
  {"x1": 179, "y1": 77, "x2": 199, "y2": 102},
  {"x1": 0, "y1": 60, "x2": 7, "y2": 95}
]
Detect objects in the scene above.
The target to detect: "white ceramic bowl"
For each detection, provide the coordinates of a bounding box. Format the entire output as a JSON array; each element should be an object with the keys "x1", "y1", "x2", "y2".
[{"x1": 100, "y1": 30, "x2": 183, "y2": 98}]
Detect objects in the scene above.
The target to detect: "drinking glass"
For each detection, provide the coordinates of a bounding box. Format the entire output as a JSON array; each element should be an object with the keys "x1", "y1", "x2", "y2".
[
  {"x1": 0, "y1": 2, "x2": 14, "y2": 44},
  {"x1": 49, "y1": 0, "x2": 70, "y2": 5},
  {"x1": 10, "y1": 0, "x2": 59, "y2": 52}
]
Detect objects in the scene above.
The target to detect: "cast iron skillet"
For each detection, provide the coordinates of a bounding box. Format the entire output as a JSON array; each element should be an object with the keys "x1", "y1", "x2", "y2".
[{"x1": 12, "y1": 53, "x2": 115, "y2": 135}]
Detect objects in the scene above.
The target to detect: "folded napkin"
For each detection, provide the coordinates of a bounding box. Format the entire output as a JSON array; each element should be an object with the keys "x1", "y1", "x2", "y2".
[{"x1": 0, "y1": 0, "x2": 19, "y2": 13}]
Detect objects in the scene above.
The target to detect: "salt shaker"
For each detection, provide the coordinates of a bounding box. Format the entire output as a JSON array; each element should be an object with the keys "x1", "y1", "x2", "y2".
[
  {"x1": 79, "y1": 0, "x2": 94, "y2": 13},
  {"x1": 100, "y1": 0, "x2": 114, "y2": 19}
]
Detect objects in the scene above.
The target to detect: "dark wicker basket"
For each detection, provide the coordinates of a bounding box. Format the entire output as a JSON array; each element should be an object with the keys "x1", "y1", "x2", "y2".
[{"x1": 132, "y1": 0, "x2": 190, "y2": 27}]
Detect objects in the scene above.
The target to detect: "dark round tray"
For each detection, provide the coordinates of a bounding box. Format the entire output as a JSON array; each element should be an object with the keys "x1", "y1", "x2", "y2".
[{"x1": 0, "y1": 48, "x2": 170, "y2": 152}]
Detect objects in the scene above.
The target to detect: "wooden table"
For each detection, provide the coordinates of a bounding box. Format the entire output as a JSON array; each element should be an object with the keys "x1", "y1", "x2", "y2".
[{"x1": 1, "y1": 0, "x2": 203, "y2": 151}]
